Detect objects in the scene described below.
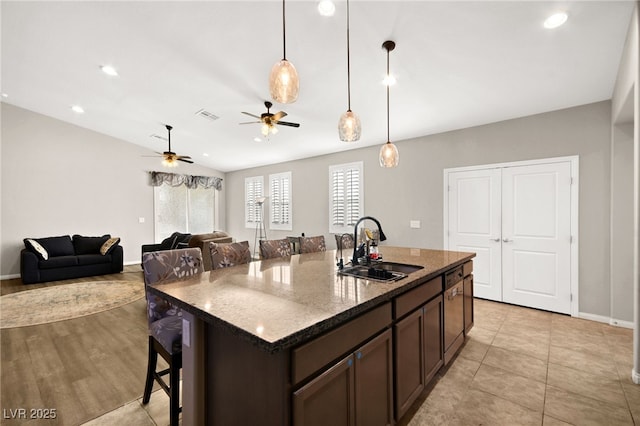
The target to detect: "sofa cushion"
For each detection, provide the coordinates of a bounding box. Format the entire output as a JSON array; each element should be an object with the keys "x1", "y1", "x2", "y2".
[
  {"x1": 73, "y1": 234, "x2": 110, "y2": 255},
  {"x1": 39, "y1": 255, "x2": 78, "y2": 269},
  {"x1": 77, "y1": 254, "x2": 112, "y2": 265},
  {"x1": 24, "y1": 238, "x2": 49, "y2": 260},
  {"x1": 32, "y1": 236, "x2": 75, "y2": 257},
  {"x1": 160, "y1": 232, "x2": 191, "y2": 250},
  {"x1": 100, "y1": 237, "x2": 121, "y2": 255}
]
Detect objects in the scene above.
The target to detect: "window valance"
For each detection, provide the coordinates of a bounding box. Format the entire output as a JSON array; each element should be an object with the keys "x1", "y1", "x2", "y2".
[{"x1": 149, "y1": 171, "x2": 223, "y2": 191}]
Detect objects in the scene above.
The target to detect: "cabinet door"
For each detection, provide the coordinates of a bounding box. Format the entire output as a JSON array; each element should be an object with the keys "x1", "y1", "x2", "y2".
[
  {"x1": 354, "y1": 329, "x2": 393, "y2": 426},
  {"x1": 394, "y1": 309, "x2": 424, "y2": 419},
  {"x1": 293, "y1": 355, "x2": 355, "y2": 426},
  {"x1": 423, "y1": 295, "x2": 444, "y2": 383},
  {"x1": 464, "y1": 275, "x2": 474, "y2": 334}
]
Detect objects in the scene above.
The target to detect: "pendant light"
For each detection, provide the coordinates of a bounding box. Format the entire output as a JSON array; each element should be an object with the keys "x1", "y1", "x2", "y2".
[
  {"x1": 379, "y1": 40, "x2": 399, "y2": 168},
  {"x1": 338, "y1": 0, "x2": 361, "y2": 142},
  {"x1": 269, "y1": 0, "x2": 299, "y2": 104}
]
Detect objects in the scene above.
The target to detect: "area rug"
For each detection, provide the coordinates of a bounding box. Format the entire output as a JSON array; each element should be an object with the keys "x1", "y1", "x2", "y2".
[{"x1": 0, "y1": 280, "x2": 145, "y2": 329}]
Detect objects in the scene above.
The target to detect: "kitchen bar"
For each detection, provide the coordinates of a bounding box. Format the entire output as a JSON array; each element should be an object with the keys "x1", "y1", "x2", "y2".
[{"x1": 147, "y1": 246, "x2": 475, "y2": 425}]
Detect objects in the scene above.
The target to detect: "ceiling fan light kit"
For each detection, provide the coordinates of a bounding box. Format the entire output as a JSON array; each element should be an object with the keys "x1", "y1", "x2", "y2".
[
  {"x1": 379, "y1": 40, "x2": 399, "y2": 168},
  {"x1": 338, "y1": 0, "x2": 361, "y2": 142},
  {"x1": 270, "y1": 0, "x2": 299, "y2": 104},
  {"x1": 151, "y1": 124, "x2": 193, "y2": 168}
]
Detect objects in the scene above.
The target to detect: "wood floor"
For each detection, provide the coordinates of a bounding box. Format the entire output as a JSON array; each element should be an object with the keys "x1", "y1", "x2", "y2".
[{"x1": 0, "y1": 266, "x2": 154, "y2": 425}]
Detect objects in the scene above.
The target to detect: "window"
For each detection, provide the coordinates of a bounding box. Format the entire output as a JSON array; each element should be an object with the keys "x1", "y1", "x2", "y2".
[
  {"x1": 245, "y1": 176, "x2": 265, "y2": 228},
  {"x1": 269, "y1": 172, "x2": 292, "y2": 231},
  {"x1": 154, "y1": 185, "x2": 215, "y2": 242},
  {"x1": 329, "y1": 161, "x2": 363, "y2": 234}
]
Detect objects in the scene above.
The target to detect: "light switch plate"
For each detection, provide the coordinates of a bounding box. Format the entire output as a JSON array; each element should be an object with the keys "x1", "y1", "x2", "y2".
[
  {"x1": 138, "y1": 217, "x2": 145, "y2": 223},
  {"x1": 410, "y1": 220, "x2": 421, "y2": 229}
]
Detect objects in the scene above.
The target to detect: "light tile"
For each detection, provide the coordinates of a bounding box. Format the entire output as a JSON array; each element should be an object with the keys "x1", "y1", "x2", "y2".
[
  {"x1": 492, "y1": 329, "x2": 550, "y2": 362},
  {"x1": 450, "y1": 388, "x2": 542, "y2": 426},
  {"x1": 459, "y1": 338, "x2": 489, "y2": 362},
  {"x1": 549, "y1": 344, "x2": 618, "y2": 379},
  {"x1": 471, "y1": 364, "x2": 546, "y2": 412},
  {"x1": 482, "y1": 346, "x2": 548, "y2": 383},
  {"x1": 543, "y1": 414, "x2": 573, "y2": 426},
  {"x1": 547, "y1": 363, "x2": 628, "y2": 407},
  {"x1": 81, "y1": 400, "x2": 155, "y2": 425},
  {"x1": 544, "y1": 385, "x2": 634, "y2": 426}
]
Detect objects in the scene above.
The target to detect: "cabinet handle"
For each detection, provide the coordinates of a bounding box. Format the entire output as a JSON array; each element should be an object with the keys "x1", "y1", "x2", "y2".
[
  {"x1": 356, "y1": 351, "x2": 362, "y2": 360},
  {"x1": 347, "y1": 359, "x2": 353, "y2": 367}
]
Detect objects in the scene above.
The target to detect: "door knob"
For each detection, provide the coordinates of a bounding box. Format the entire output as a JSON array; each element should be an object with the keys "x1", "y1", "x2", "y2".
[
  {"x1": 502, "y1": 238, "x2": 512, "y2": 243},
  {"x1": 490, "y1": 238, "x2": 500, "y2": 242}
]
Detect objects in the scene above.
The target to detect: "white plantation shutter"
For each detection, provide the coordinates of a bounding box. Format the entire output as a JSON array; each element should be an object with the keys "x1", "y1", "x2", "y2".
[
  {"x1": 329, "y1": 162, "x2": 363, "y2": 234},
  {"x1": 245, "y1": 176, "x2": 264, "y2": 228},
  {"x1": 269, "y1": 172, "x2": 292, "y2": 230}
]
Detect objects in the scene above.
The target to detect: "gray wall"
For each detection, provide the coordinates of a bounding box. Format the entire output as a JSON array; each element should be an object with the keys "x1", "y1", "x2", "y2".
[
  {"x1": 0, "y1": 103, "x2": 226, "y2": 277},
  {"x1": 226, "y1": 101, "x2": 613, "y2": 318}
]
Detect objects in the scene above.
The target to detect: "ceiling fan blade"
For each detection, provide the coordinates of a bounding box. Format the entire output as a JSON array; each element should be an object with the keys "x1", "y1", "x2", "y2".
[
  {"x1": 272, "y1": 111, "x2": 287, "y2": 121},
  {"x1": 277, "y1": 121, "x2": 300, "y2": 128},
  {"x1": 178, "y1": 158, "x2": 194, "y2": 164},
  {"x1": 239, "y1": 121, "x2": 261, "y2": 125},
  {"x1": 176, "y1": 155, "x2": 192, "y2": 160},
  {"x1": 241, "y1": 112, "x2": 261, "y2": 119}
]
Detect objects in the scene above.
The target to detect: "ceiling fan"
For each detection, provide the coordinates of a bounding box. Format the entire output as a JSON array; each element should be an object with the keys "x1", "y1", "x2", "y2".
[
  {"x1": 240, "y1": 101, "x2": 300, "y2": 137},
  {"x1": 147, "y1": 124, "x2": 193, "y2": 167}
]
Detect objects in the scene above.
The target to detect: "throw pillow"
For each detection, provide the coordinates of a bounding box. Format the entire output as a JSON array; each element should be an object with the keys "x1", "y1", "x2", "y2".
[
  {"x1": 100, "y1": 237, "x2": 121, "y2": 255},
  {"x1": 73, "y1": 234, "x2": 111, "y2": 254},
  {"x1": 25, "y1": 238, "x2": 49, "y2": 260},
  {"x1": 35, "y1": 236, "x2": 75, "y2": 257}
]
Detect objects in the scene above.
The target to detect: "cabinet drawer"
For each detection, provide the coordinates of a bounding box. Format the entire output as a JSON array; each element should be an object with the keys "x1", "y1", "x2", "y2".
[
  {"x1": 292, "y1": 302, "x2": 392, "y2": 385},
  {"x1": 463, "y1": 261, "x2": 473, "y2": 277},
  {"x1": 394, "y1": 276, "x2": 443, "y2": 319}
]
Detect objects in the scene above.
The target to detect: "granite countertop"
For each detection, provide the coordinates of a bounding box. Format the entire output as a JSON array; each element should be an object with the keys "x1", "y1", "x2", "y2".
[{"x1": 147, "y1": 246, "x2": 474, "y2": 353}]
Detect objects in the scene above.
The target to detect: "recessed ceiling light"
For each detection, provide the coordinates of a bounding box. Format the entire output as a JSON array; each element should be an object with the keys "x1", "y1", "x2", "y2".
[
  {"x1": 544, "y1": 12, "x2": 568, "y2": 29},
  {"x1": 317, "y1": 0, "x2": 335, "y2": 17},
  {"x1": 203, "y1": 153, "x2": 209, "y2": 157},
  {"x1": 71, "y1": 105, "x2": 85, "y2": 114},
  {"x1": 1, "y1": 93, "x2": 7, "y2": 98},
  {"x1": 100, "y1": 65, "x2": 118, "y2": 76},
  {"x1": 254, "y1": 137, "x2": 262, "y2": 142}
]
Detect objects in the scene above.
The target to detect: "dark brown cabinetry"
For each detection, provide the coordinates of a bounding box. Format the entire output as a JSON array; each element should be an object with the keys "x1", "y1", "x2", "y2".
[
  {"x1": 293, "y1": 329, "x2": 393, "y2": 426},
  {"x1": 394, "y1": 295, "x2": 443, "y2": 419}
]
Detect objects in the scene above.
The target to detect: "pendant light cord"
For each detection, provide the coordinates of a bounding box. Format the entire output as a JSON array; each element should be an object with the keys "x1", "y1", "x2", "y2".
[
  {"x1": 346, "y1": 0, "x2": 352, "y2": 111},
  {"x1": 386, "y1": 48, "x2": 390, "y2": 143},
  {"x1": 282, "y1": 0, "x2": 287, "y2": 60}
]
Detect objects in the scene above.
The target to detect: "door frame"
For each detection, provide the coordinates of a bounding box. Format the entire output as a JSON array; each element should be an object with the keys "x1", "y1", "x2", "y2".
[{"x1": 443, "y1": 156, "x2": 580, "y2": 317}]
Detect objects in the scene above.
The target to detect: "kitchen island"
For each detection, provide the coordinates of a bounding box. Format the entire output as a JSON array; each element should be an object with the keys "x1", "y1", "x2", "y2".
[{"x1": 147, "y1": 246, "x2": 475, "y2": 426}]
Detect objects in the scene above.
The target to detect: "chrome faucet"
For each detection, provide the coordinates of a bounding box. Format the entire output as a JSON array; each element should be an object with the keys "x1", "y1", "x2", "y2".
[{"x1": 352, "y1": 216, "x2": 387, "y2": 265}]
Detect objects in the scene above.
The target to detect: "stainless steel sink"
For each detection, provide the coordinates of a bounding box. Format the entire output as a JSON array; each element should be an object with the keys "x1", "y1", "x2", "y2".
[{"x1": 338, "y1": 262, "x2": 424, "y2": 282}]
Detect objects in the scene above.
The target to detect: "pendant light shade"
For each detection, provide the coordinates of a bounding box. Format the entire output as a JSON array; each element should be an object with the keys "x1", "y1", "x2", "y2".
[
  {"x1": 338, "y1": 110, "x2": 361, "y2": 142},
  {"x1": 270, "y1": 0, "x2": 299, "y2": 104},
  {"x1": 379, "y1": 40, "x2": 399, "y2": 168},
  {"x1": 338, "y1": 0, "x2": 361, "y2": 142}
]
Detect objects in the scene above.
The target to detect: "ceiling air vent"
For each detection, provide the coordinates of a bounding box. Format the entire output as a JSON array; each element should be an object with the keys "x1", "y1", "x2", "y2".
[
  {"x1": 149, "y1": 133, "x2": 167, "y2": 141},
  {"x1": 195, "y1": 109, "x2": 219, "y2": 121}
]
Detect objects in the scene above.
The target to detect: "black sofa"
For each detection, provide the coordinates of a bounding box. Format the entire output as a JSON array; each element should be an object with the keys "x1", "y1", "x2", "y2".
[
  {"x1": 21, "y1": 234, "x2": 123, "y2": 284},
  {"x1": 140, "y1": 232, "x2": 192, "y2": 264}
]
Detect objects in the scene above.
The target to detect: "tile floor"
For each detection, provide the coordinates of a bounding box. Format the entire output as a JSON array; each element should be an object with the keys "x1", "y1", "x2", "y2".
[{"x1": 83, "y1": 299, "x2": 639, "y2": 426}]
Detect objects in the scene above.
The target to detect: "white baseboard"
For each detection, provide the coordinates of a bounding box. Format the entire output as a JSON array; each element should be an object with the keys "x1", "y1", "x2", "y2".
[
  {"x1": 633, "y1": 369, "x2": 640, "y2": 385},
  {"x1": 609, "y1": 318, "x2": 634, "y2": 329},
  {"x1": 577, "y1": 311, "x2": 610, "y2": 324},
  {"x1": 0, "y1": 273, "x2": 20, "y2": 280},
  {"x1": 578, "y1": 312, "x2": 634, "y2": 329}
]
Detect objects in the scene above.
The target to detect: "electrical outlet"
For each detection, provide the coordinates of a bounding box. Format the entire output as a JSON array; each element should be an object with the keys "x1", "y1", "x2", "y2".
[
  {"x1": 410, "y1": 220, "x2": 421, "y2": 229},
  {"x1": 138, "y1": 217, "x2": 145, "y2": 223}
]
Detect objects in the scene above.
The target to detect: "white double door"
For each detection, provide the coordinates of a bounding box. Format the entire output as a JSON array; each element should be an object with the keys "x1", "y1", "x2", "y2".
[{"x1": 446, "y1": 159, "x2": 574, "y2": 315}]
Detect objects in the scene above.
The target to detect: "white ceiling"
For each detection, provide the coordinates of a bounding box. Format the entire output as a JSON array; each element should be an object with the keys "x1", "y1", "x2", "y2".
[{"x1": 2, "y1": 1, "x2": 635, "y2": 172}]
